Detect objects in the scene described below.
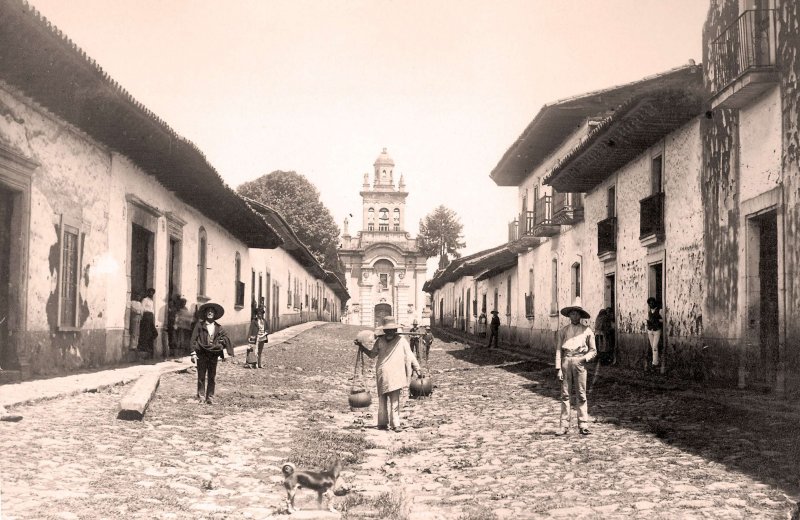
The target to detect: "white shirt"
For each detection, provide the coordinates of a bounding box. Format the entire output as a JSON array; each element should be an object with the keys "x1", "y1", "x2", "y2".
[
  {"x1": 205, "y1": 321, "x2": 216, "y2": 337},
  {"x1": 141, "y1": 297, "x2": 154, "y2": 313}
]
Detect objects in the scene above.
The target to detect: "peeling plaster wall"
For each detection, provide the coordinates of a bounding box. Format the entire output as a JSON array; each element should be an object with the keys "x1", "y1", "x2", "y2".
[
  {"x1": 702, "y1": 0, "x2": 742, "y2": 342},
  {"x1": 0, "y1": 84, "x2": 302, "y2": 375},
  {"x1": 600, "y1": 121, "x2": 709, "y2": 375},
  {"x1": 0, "y1": 84, "x2": 112, "y2": 374},
  {"x1": 778, "y1": 0, "x2": 800, "y2": 376}
]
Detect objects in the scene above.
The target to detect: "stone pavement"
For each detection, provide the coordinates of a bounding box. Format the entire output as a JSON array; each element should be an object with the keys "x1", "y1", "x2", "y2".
[
  {"x1": 1, "y1": 323, "x2": 798, "y2": 519},
  {"x1": 0, "y1": 320, "x2": 326, "y2": 409}
]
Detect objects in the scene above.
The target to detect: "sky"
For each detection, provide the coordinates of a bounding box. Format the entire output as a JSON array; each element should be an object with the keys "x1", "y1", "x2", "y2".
[{"x1": 30, "y1": 0, "x2": 710, "y2": 265}]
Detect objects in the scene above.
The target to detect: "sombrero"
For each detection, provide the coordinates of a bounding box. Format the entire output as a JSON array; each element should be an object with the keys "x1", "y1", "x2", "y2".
[
  {"x1": 380, "y1": 316, "x2": 402, "y2": 332},
  {"x1": 490, "y1": 310, "x2": 499, "y2": 315},
  {"x1": 560, "y1": 305, "x2": 590, "y2": 319},
  {"x1": 198, "y1": 302, "x2": 225, "y2": 319}
]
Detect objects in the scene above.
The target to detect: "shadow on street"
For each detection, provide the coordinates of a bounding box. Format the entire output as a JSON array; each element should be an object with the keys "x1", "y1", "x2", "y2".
[{"x1": 438, "y1": 330, "x2": 800, "y2": 499}]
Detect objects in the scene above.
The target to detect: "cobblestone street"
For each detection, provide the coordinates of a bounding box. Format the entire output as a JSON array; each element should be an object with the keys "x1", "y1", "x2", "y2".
[{"x1": 1, "y1": 323, "x2": 799, "y2": 519}]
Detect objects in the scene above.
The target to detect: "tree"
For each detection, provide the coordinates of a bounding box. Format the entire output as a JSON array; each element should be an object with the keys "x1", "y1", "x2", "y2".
[
  {"x1": 237, "y1": 171, "x2": 342, "y2": 272},
  {"x1": 417, "y1": 205, "x2": 466, "y2": 262}
]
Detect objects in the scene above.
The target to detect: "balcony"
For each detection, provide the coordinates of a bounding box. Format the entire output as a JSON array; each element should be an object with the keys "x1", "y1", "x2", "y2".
[
  {"x1": 552, "y1": 191, "x2": 584, "y2": 225},
  {"x1": 597, "y1": 217, "x2": 617, "y2": 262},
  {"x1": 639, "y1": 192, "x2": 665, "y2": 246},
  {"x1": 709, "y1": 9, "x2": 778, "y2": 110},
  {"x1": 533, "y1": 195, "x2": 560, "y2": 237},
  {"x1": 507, "y1": 211, "x2": 541, "y2": 252}
]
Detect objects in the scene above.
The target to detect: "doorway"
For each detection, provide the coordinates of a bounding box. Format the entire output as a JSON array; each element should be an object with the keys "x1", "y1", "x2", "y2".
[
  {"x1": 747, "y1": 210, "x2": 779, "y2": 384},
  {"x1": 130, "y1": 223, "x2": 154, "y2": 300},
  {"x1": 374, "y1": 303, "x2": 392, "y2": 328},
  {"x1": 604, "y1": 273, "x2": 616, "y2": 309},
  {"x1": 0, "y1": 186, "x2": 14, "y2": 368},
  {"x1": 167, "y1": 237, "x2": 181, "y2": 302}
]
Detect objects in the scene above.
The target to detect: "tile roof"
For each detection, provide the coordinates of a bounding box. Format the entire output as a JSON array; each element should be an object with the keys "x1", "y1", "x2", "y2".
[{"x1": 0, "y1": 0, "x2": 281, "y2": 248}]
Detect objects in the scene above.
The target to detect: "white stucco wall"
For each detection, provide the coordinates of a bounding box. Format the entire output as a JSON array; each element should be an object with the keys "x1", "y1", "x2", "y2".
[{"x1": 738, "y1": 86, "x2": 782, "y2": 203}]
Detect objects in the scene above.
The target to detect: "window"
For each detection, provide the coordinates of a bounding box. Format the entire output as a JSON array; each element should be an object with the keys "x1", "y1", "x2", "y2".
[
  {"x1": 550, "y1": 258, "x2": 558, "y2": 315},
  {"x1": 234, "y1": 252, "x2": 244, "y2": 307},
  {"x1": 525, "y1": 267, "x2": 534, "y2": 317},
  {"x1": 368, "y1": 207, "x2": 375, "y2": 220},
  {"x1": 394, "y1": 224, "x2": 400, "y2": 231},
  {"x1": 198, "y1": 227, "x2": 207, "y2": 297},
  {"x1": 368, "y1": 223, "x2": 374, "y2": 231},
  {"x1": 506, "y1": 275, "x2": 512, "y2": 315},
  {"x1": 58, "y1": 216, "x2": 83, "y2": 329},
  {"x1": 651, "y1": 154, "x2": 663, "y2": 194},
  {"x1": 607, "y1": 186, "x2": 616, "y2": 218},
  {"x1": 393, "y1": 208, "x2": 400, "y2": 223},
  {"x1": 379, "y1": 207, "x2": 389, "y2": 231},
  {"x1": 287, "y1": 273, "x2": 292, "y2": 308},
  {"x1": 482, "y1": 293, "x2": 487, "y2": 313},
  {"x1": 379, "y1": 273, "x2": 388, "y2": 290},
  {"x1": 571, "y1": 262, "x2": 581, "y2": 299}
]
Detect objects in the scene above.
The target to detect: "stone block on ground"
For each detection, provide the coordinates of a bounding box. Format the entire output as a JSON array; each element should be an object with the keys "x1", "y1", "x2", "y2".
[{"x1": 118, "y1": 372, "x2": 161, "y2": 420}]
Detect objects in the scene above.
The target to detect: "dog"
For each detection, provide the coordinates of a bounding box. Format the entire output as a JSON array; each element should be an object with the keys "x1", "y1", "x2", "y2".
[{"x1": 282, "y1": 455, "x2": 341, "y2": 513}]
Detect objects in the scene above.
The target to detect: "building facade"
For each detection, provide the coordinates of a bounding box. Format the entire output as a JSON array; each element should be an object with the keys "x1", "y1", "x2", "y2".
[
  {"x1": 339, "y1": 149, "x2": 427, "y2": 327},
  {"x1": 427, "y1": 0, "x2": 800, "y2": 393},
  {"x1": 0, "y1": 0, "x2": 347, "y2": 379}
]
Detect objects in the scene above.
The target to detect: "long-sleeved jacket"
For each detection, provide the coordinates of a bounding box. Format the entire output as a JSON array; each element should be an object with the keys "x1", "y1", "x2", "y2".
[{"x1": 191, "y1": 320, "x2": 233, "y2": 357}]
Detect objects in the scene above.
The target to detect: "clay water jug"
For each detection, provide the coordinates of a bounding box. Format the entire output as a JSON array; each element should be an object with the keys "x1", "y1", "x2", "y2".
[{"x1": 409, "y1": 375, "x2": 433, "y2": 397}]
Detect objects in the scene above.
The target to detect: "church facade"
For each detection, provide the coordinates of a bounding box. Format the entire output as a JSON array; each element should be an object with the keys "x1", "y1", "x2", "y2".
[{"x1": 339, "y1": 149, "x2": 428, "y2": 327}]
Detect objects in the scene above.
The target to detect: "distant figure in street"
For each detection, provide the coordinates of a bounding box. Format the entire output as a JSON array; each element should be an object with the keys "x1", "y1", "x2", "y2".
[
  {"x1": 137, "y1": 288, "x2": 158, "y2": 358},
  {"x1": 646, "y1": 297, "x2": 663, "y2": 369},
  {"x1": 128, "y1": 291, "x2": 143, "y2": 349},
  {"x1": 555, "y1": 302, "x2": 597, "y2": 436},
  {"x1": 166, "y1": 295, "x2": 178, "y2": 356},
  {"x1": 477, "y1": 310, "x2": 488, "y2": 338},
  {"x1": 173, "y1": 298, "x2": 194, "y2": 355},
  {"x1": 594, "y1": 308, "x2": 613, "y2": 365},
  {"x1": 487, "y1": 310, "x2": 500, "y2": 348},
  {"x1": 358, "y1": 316, "x2": 422, "y2": 432},
  {"x1": 190, "y1": 302, "x2": 233, "y2": 405},
  {"x1": 247, "y1": 306, "x2": 269, "y2": 369},
  {"x1": 605, "y1": 307, "x2": 616, "y2": 365}
]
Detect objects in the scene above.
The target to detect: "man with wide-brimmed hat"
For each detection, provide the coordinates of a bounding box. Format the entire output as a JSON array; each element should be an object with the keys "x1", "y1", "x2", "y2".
[
  {"x1": 190, "y1": 302, "x2": 233, "y2": 405},
  {"x1": 487, "y1": 310, "x2": 501, "y2": 348},
  {"x1": 555, "y1": 300, "x2": 597, "y2": 436},
  {"x1": 358, "y1": 316, "x2": 422, "y2": 432}
]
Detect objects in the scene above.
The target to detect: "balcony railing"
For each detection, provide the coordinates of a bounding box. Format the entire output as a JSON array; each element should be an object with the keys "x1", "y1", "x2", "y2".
[
  {"x1": 639, "y1": 192, "x2": 665, "y2": 242},
  {"x1": 552, "y1": 192, "x2": 584, "y2": 225},
  {"x1": 710, "y1": 9, "x2": 776, "y2": 95},
  {"x1": 533, "y1": 195, "x2": 559, "y2": 237},
  {"x1": 508, "y1": 218, "x2": 519, "y2": 242},
  {"x1": 508, "y1": 211, "x2": 536, "y2": 243},
  {"x1": 597, "y1": 217, "x2": 617, "y2": 257}
]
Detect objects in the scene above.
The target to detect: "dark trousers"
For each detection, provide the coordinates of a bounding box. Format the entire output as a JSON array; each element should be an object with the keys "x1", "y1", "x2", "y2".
[
  {"x1": 488, "y1": 327, "x2": 499, "y2": 348},
  {"x1": 196, "y1": 351, "x2": 219, "y2": 399}
]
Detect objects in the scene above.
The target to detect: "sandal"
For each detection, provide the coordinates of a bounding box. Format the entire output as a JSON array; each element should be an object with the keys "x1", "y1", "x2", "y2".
[{"x1": 579, "y1": 427, "x2": 591, "y2": 435}]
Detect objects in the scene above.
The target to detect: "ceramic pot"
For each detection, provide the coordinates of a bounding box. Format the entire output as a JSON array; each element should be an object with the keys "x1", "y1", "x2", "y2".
[
  {"x1": 348, "y1": 388, "x2": 372, "y2": 408},
  {"x1": 409, "y1": 376, "x2": 433, "y2": 397}
]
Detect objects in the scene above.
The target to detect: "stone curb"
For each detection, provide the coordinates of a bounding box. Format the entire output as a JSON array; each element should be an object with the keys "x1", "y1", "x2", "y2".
[
  {"x1": 0, "y1": 321, "x2": 329, "y2": 410},
  {"x1": 118, "y1": 371, "x2": 161, "y2": 420}
]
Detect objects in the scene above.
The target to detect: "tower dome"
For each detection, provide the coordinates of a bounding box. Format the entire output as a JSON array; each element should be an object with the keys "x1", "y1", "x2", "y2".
[
  {"x1": 373, "y1": 147, "x2": 395, "y2": 168},
  {"x1": 373, "y1": 147, "x2": 395, "y2": 188}
]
